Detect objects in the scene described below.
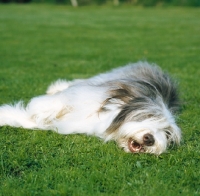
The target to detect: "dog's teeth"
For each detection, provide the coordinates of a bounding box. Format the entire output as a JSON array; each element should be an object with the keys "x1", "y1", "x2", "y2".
[{"x1": 128, "y1": 139, "x2": 142, "y2": 153}]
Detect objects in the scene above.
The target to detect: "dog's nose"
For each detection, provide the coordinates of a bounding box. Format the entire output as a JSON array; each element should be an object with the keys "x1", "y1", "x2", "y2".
[{"x1": 143, "y1": 133, "x2": 155, "y2": 146}]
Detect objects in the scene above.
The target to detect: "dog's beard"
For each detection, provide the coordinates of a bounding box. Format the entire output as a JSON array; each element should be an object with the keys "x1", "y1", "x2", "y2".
[{"x1": 106, "y1": 117, "x2": 181, "y2": 155}]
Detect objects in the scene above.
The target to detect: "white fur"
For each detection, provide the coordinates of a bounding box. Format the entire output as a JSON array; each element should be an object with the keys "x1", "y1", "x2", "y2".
[{"x1": 0, "y1": 62, "x2": 181, "y2": 155}]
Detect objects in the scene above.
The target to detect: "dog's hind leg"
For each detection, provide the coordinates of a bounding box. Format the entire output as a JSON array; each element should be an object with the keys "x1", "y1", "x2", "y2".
[
  {"x1": 26, "y1": 94, "x2": 70, "y2": 131},
  {"x1": 0, "y1": 93, "x2": 70, "y2": 131}
]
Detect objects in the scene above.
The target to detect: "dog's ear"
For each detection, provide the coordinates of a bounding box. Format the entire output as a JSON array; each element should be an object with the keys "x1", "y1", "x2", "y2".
[
  {"x1": 105, "y1": 97, "x2": 152, "y2": 136},
  {"x1": 98, "y1": 82, "x2": 132, "y2": 113}
]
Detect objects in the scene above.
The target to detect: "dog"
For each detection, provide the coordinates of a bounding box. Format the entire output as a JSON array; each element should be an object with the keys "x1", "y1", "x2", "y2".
[{"x1": 0, "y1": 62, "x2": 181, "y2": 155}]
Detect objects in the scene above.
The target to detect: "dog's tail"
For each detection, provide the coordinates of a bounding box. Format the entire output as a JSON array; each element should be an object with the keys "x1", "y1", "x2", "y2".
[{"x1": 0, "y1": 101, "x2": 37, "y2": 129}]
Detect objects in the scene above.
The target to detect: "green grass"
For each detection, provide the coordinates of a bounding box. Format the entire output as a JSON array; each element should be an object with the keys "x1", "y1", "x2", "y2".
[{"x1": 0, "y1": 4, "x2": 200, "y2": 196}]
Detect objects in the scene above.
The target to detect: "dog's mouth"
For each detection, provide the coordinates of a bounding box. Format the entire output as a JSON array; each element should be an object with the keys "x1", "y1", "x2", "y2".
[{"x1": 128, "y1": 138, "x2": 144, "y2": 153}]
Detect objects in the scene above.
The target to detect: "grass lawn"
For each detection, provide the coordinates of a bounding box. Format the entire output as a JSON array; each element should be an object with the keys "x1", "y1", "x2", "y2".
[{"x1": 0, "y1": 4, "x2": 200, "y2": 195}]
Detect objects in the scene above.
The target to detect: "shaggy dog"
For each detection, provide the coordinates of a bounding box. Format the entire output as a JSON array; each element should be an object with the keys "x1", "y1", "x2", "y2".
[{"x1": 0, "y1": 62, "x2": 181, "y2": 154}]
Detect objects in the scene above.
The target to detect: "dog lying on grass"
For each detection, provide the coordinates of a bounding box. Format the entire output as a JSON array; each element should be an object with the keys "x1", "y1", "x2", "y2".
[{"x1": 0, "y1": 62, "x2": 181, "y2": 155}]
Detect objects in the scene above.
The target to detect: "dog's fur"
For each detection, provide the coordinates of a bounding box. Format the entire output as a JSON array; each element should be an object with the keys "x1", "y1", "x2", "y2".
[{"x1": 0, "y1": 62, "x2": 181, "y2": 154}]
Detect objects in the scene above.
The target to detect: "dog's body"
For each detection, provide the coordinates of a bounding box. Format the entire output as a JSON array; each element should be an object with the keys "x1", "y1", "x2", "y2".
[{"x1": 0, "y1": 62, "x2": 181, "y2": 154}]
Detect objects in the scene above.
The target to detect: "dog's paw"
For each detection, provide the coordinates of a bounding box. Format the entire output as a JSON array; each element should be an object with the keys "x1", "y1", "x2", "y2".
[{"x1": 46, "y1": 79, "x2": 72, "y2": 95}]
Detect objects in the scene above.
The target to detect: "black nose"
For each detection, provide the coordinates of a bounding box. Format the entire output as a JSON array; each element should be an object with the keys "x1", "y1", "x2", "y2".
[{"x1": 143, "y1": 133, "x2": 155, "y2": 146}]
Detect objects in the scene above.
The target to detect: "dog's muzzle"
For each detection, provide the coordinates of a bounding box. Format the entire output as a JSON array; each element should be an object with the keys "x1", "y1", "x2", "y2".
[{"x1": 128, "y1": 133, "x2": 155, "y2": 153}]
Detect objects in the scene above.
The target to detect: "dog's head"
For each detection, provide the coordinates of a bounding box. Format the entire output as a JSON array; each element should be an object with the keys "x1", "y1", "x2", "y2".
[
  {"x1": 104, "y1": 97, "x2": 181, "y2": 155},
  {"x1": 101, "y1": 63, "x2": 181, "y2": 155}
]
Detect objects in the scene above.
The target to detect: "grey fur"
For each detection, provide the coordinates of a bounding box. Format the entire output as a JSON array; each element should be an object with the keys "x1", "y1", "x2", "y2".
[{"x1": 98, "y1": 64, "x2": 180, "y2": 143}]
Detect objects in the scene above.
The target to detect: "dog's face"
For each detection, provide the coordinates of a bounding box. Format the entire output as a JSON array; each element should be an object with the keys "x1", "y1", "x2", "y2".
[
  {"x1": 104, "y1": 100, "x2": 181, "y2": 155},
  {"x1": 103, "y1": 88, "x2": 181, "y2": 155},
  {"x1": 116, "y1": 119, "x2": 181, "y2": 155}
]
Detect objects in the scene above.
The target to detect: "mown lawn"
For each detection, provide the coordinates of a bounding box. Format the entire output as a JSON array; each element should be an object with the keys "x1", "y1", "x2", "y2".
[{"x1": 0, "y1": 4, "x2": 200, "y2": 196}]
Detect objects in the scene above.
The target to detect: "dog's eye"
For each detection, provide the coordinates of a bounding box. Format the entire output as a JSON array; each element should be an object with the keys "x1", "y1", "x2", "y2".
[{"x1": 165, "y1": 131, "x2": 171, "y2": 140}]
